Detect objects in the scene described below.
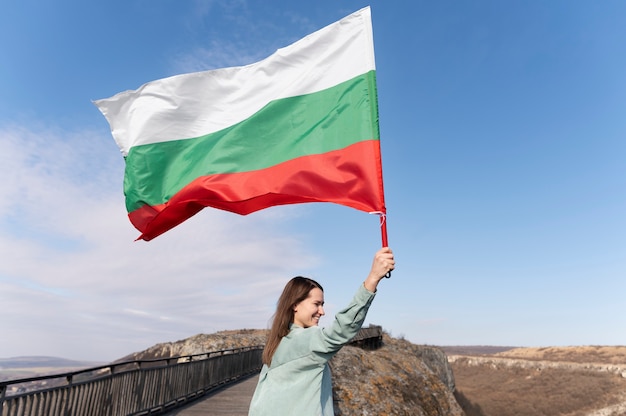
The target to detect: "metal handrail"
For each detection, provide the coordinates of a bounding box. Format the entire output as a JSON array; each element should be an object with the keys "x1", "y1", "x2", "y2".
[{"x1": 1, "y1": 345, "x2": 263, "y2": 416}]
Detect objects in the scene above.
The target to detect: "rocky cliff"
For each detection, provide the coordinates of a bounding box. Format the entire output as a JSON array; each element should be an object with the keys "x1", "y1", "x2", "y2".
[
  {"x1": 449, "y1": 346, "x2": 626, "y2": 416},
  {"x1": 121, "y1": 329, "x2": 463, "y2": 415},
  {"x1": 331, "y1": 334, "x2": 463, "y2": 415}
]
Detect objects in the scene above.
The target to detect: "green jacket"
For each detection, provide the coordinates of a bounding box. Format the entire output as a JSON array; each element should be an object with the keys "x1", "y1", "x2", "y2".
[{"x1": 248, "y1": 284, "x2": 376, "y2": 416}]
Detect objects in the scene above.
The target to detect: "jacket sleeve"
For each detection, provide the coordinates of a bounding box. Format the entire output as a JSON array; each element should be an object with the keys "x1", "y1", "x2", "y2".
[{"x1": 310, "y1": 284, "x2": 376, "y2": 356}]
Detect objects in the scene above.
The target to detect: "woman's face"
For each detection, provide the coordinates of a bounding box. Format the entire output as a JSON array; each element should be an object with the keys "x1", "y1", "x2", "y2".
[{"x1": 293, "y1": 288, "x2": 325, "y2": 328}]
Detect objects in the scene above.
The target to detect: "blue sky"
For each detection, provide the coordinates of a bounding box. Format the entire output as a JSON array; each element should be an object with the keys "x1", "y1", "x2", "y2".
[{"x1": 1, "y1": 1, "x2": 624, "y2": 362}]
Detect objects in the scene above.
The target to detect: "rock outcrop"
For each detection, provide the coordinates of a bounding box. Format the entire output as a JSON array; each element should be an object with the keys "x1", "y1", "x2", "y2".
[
  {"x1": 331, "y1": 334, "x2": 463, "y2": 415},
  {"x1": 117, "y1": 329, "x2": 268, "y2": 362}
]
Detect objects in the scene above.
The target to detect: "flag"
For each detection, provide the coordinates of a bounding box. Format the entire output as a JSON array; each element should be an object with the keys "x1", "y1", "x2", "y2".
[{"x1": 95, "y1": 6, "x2": 385, "y2": 241}]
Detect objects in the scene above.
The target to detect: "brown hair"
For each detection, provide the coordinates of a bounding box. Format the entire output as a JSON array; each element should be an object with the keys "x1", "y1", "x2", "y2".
[{"x1": 262, "y1": 276, "x2": 323, "y2": 366}]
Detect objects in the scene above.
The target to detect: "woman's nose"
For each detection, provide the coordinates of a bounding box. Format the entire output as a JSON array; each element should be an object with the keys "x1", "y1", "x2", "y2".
[{"x1": 319, "y1": 306, "x2": 325, "y2": 316}]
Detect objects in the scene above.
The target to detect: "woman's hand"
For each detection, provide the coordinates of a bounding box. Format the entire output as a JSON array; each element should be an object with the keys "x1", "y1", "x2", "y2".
[{"x1": 364, "y1": 247, "x2": 395, "y2": 292}]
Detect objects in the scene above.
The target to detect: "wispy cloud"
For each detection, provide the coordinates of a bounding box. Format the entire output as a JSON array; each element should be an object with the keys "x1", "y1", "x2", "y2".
[
  {"x1": 171, "y1": 2, "x2": 323, "y2": 74},
  {"x1": 0, "y1": 123, "x2": 318, "y2": 361}
]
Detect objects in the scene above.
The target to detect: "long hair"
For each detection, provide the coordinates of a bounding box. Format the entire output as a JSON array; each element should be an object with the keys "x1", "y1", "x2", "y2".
[{"x1": 262, "y1": 276, "x2": 323, "y2": 366}]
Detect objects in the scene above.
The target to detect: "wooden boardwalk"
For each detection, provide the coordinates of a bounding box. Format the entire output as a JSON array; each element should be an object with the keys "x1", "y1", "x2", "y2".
[{"x1": 164, "y1": 374, "x2": 259, "y2": 416}]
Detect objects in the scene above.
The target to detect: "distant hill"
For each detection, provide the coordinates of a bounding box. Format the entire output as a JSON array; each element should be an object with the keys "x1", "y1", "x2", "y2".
[
  {"x1": 0, "y1": 356, "x2": 101, "y2": 369},
  {"x1": 0, "y1": 356, "x2": 105, "y2": 382}
]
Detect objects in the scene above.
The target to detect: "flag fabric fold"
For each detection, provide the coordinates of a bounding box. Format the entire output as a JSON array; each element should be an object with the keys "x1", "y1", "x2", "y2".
[{"x1": 95, "y1": 6, "x2": 386, "y2": 241}]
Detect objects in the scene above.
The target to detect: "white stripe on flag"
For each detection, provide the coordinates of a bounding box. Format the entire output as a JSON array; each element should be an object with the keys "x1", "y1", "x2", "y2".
[{"x1": 94, "y1": 6, "x2": 375, "y2": 156}]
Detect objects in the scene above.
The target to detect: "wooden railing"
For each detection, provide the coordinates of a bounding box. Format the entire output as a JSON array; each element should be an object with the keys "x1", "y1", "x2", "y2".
[
  {"x1": 0, "y1": 346, "x2": 263, "y2": 416},
  {"x1": 0, "y1": 325, "x2": 384, "y2": 416},
  {"x1": 349, "y1": 324, "x2": 383, "y2": 349}
]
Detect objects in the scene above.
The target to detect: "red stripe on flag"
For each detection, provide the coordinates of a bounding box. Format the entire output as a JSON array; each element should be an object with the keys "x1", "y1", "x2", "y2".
[{"x1": 129, "y1": 140, "x2": 385, "y2": 241}]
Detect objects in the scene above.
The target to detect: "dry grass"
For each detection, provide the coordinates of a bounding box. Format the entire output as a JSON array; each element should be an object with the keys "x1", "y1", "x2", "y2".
[{"x1": 450, "y1": 346, "x2": 626, "y2": 416}]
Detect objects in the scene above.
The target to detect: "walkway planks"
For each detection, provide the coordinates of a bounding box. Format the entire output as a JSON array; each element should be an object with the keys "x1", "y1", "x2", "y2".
[{"x1": 165, "y1": 374, "x2": 259, "y2": 416}]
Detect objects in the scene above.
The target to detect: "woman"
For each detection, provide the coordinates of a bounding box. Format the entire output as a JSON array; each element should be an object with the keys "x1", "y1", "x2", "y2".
[{"x1": 248, "y1": 247, "x2": 395, "y2": 416}]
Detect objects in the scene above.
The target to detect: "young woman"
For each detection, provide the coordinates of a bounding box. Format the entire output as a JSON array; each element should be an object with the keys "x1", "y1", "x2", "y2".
[{"x1": 248, "y1": 247, "x2": 395, "y2": 416}]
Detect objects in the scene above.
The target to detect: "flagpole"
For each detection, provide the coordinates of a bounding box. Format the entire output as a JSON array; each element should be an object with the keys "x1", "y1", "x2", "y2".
[
  {"x1": 381, "y1": 218, "x2": 388, "y2": 247},
  {"x1": 379, "y1": 213, "x2": 391, "y2": 278}
]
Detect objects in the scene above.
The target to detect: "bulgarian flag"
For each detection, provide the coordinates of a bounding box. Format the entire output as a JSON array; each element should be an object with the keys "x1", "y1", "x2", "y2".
[{"x1": 95, "y1": 6, "x2": 387, "y2": 242}]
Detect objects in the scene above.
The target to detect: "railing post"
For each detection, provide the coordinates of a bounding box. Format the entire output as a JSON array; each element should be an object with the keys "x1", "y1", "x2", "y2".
[{"x1": 64, "y1": 374, "x2": 73, "y2": 416}]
